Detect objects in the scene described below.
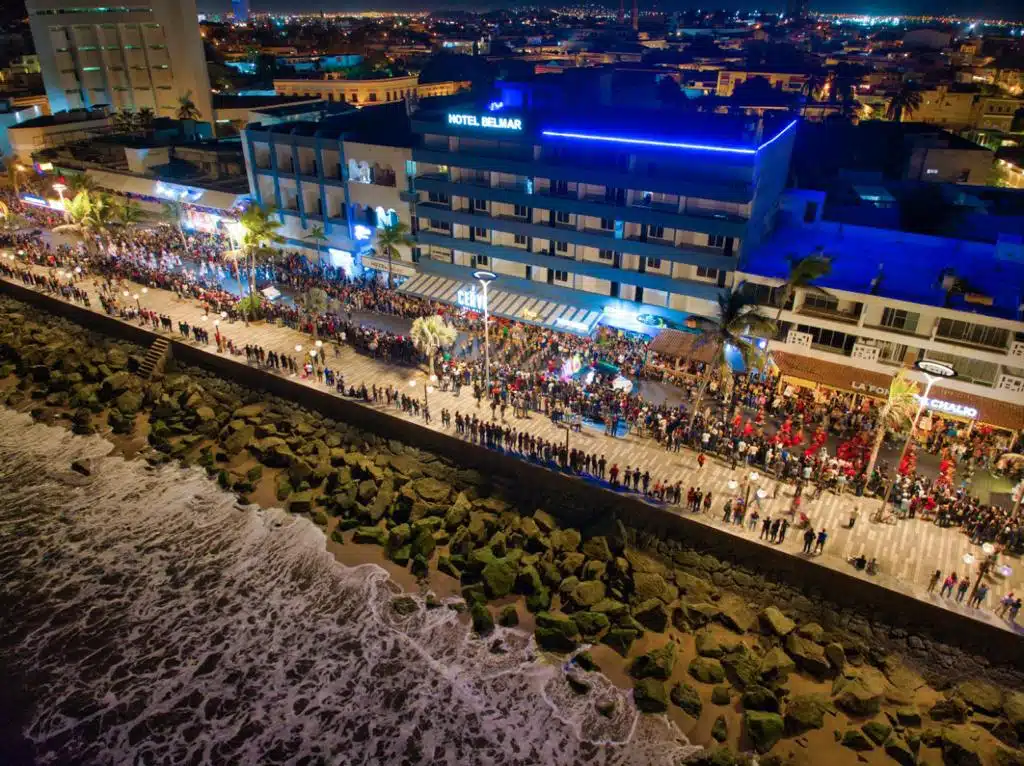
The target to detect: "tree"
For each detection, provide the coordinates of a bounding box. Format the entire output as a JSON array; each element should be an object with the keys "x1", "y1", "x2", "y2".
[
  {"x1": 863, "y1": 370, "x2": 920, "y2": 481},
  {"x1": 885, "y1": 82, "x2": 923, "y2": 122},
  {"x1": 303, "y1": 224, "x2": 328, "y2": 262},
  {"x1": 111, "y1": 109, "x2": 134, "y2": 134},
  {"x1": 176, "y1": 91, "x2": 201, "y2": 121},
  {"x1": 54, "y1": 190, "x2": 114, "y2": 253},
  {"x1": 134, "y1": 107, "x2": 155, "y2": 135},
  {"x1": 64, "y1": 171, "x2": 98, "y2": 196},
  {"x1": 410, "y1": 315, "x2": 458, "y2": 377},
  {"x1": 299, "y1": 287, "x2": 329, "y2": 338},
  {"x1": 238, "y1": 203, "x2": 284, "y2": 301},
  {"x1": 687, "y1": 293, "x2": 776, "y2": 431},
  {"x1": 760, "y1": 251, "x2": 832, "y2": 376},
  {"x1": 114, "y1": 198, "x2": 144, "y2": 227},
  {"x1": 374, "y1": 218, "x2": 413, "y2": 289},
  {"x1": 159, "y1": 200, "x2": 188, "y2": 249}
]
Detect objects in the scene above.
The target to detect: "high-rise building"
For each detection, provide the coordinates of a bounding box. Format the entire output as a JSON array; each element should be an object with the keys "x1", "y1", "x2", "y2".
[
  {"x1": 232, "y1": 0, "x2": 250, "y2": 23},
  {"x1": 25, "y1": 0, "x2": 212, "y2": 122}
]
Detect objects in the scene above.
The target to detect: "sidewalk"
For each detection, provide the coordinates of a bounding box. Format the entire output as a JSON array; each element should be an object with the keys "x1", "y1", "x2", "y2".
[{"x1": 6, "y1": 264, "x2": 1021, "y2": 634}]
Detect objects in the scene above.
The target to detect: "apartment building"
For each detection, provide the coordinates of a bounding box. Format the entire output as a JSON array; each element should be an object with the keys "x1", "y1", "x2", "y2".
[
  {"x1": 715, "y1": 69, "x2": 809, "y2": 98},
  {"x1": 241, "y1": 105, "x2": 416, "y2": 276},
  {"x1": 273, "y1": 74, "x2": 470, "y2": 108},
  {"x1": 909, "y1": 85, "x2": 979, "y2": 130},
  {"x1": 25, "y1": 0, "x2": 212, "y2": 121},
  {"x1": 737, "y1": 191, "x2": 1024, "y2": 431},
  {"x1": 399, "y1": 89, "x2": 796, "y2": 334}
]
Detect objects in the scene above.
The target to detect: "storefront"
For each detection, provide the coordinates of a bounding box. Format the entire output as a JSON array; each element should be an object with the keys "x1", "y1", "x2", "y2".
[{"x1": 359, "y1": 255, "x2": 417, "y2": 284}]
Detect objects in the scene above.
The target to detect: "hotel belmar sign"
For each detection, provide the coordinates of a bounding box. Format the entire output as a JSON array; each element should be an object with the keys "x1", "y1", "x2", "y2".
[{"x1": 447, "y1": 113, "x2": 523, "y2": 131}]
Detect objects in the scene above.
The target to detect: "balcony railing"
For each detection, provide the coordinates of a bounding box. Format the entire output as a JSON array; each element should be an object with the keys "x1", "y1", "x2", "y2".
[{"x1": 797, "y1": 305, "x2": 862, "y2": 325}]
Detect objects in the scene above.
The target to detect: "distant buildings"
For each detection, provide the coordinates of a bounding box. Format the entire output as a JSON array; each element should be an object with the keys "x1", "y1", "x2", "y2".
[
  {"x1": 231, "y1": 0, "x2": 250, "y2": 24},
  {"x1": 24, "y1": 0, "x2": 212, "y2": 122},
  {"x1": 273, "y1": 74, "x2": 470, "y2": 108}
]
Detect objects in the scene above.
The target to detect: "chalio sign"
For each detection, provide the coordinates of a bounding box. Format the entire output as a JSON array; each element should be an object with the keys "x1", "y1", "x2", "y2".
[{"x1": 447, "y1": 113, "x2": 523, "y2": 131}]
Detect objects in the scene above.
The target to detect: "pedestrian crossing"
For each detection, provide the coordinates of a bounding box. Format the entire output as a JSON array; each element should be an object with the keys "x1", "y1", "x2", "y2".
[{"x1": 9, "y1": 267, "x2": 1018, "y2": 631}]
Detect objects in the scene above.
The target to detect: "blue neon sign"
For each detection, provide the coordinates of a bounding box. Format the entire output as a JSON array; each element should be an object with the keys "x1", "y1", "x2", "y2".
[{"x1": 540, "y1": 119, "x2": 799, "y2": 156}]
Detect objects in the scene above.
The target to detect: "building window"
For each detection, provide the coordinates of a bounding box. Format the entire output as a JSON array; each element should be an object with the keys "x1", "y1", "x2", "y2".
[
  {"x1": 696, "y1": 266, "x2": 719, "y2": 279},
  {"x1": 707, "y1": 234, "x2": 726, "y2": 248},
  {"x1": 473, "y1": 198, "x2": 487, "y2": 211},
  {"x1": 555, "y1": 211, "x2": 571, "y2": 224},
  {"x1": 513, "y1": 234, "x2": 527, "y2": 245},
  {"x1": 935, "y1": 318, "x2": 1009, "y2": 349},
  {"x1": 879, "y1": 307, "x2": 920, "y2": 333},
  {"x1": 555, "y1": 241, "x2": 569, "y2": 253},
  {"x1": 797, "y1": 324, "x2": 855, "y2": 353},
  {"x1": 598, "y1": 249, "x2": 615, "y2": 261},
  {"x1": 802, "y1": 292, "x2": 839, "y2": 313},
  {"x1": 428, "y1": 191, "x2": 450, "y2": 205},
  {"x1": 474, "y1": 254, "x2": 489, "y2": 266},
  {"x1": 552, "y1": 179, "x2": 569, "y2": 196},
  {"x1": 473, "y1": 227, "x2": 488, "y2": 238},
  {"x1": 513, "y1": 204, "x2": 529, "y2": 218},
  {"x1": 600, "y1": 217, "x2": 614, "y2": 230},
  {"x1": 647, "y1": 258, "x2": 662, "y2": 269},
  {"x1": 553, "y1": 270, "x2": 569, "y2": 283},
  {"x1": 649, "y1": 225, "x2": 665, "y2": 240}
]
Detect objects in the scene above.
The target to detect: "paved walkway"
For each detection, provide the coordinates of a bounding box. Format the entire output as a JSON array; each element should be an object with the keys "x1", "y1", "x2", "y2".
[{"x1": 5, "y1": 264, "x2": 1021, "y2": 634}]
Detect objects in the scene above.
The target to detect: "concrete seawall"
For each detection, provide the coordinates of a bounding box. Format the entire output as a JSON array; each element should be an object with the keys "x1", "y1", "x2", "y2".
[{"x1": 4, "y1": 277, "x2": 1022, "y2": 668}]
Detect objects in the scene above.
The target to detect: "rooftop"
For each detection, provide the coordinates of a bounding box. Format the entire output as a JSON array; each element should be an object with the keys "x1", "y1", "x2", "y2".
[
  {"x1": 211, "y1": 93, "x2": 324, "y2": 110},
  {"x1": 10, "y1": 106, "x2": 109, "y2": 130},
  {"x1": 245, "y1": 102, "x2": 414, "y2": 148},
  {"x1": 743, "y1": 218, "x2": 1024, "y2": 322}
]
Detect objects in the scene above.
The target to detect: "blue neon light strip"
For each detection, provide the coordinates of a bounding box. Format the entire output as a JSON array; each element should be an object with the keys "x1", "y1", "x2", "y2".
[
  {"x1": 541, "y1": 130, "x2": 756, "y2": 155},
  {"x1": 540, "y1": 118, "x2": 799, "y2": 156}
]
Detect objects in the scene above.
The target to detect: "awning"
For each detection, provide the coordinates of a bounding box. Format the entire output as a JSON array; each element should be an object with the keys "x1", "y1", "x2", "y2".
[
  {"x1": 771, "y1": 350, "x2": 1024, "y2": 432},
  {"x1": 398, "y1": 273, "x2": 603, "y2": 335},
  {"x1": 84, "y1": 169, "x2": 248, "y2": 212}
]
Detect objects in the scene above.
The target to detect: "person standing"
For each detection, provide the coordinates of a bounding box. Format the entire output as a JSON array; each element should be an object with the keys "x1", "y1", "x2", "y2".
[
  {"x1": 926, "y1": 570, "x2": 941, "y2": 593},
  {"x1": 777, "y1": 518, "x2": 789, "y2": 545},
  {"x1": 969, "y1": 583, "x2": 989, "y2": 609},
  {"x1": 802, "y1": 527, "x2": 815, "y2": 554},
  {"x1": 940, "y1": 572, "x2": 958, "y2": 597},
  {"x1": 760, "y1": 516, "x2": 772, "y2": 540},
  {"x1": 814, "y1": 528, "x2": 828, "y2": 554},
  {"x1": 956, "y1": 578, "x2": 971, "y2": 603}
]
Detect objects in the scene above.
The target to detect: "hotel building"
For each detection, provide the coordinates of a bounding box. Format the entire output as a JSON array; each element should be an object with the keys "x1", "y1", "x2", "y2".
[
  {"x1": 398, "y1": 86, "x2": 796, "y2": 334},
  {"x1": 273, "y1": 75, "x2": 471, "y2": 109},
  {"x1": 25, "y1": 0, "x2": 212, "y2": 121}
]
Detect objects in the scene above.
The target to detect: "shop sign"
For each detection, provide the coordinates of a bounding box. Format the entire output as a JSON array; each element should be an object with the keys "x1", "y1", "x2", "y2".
[
  {"x1": 360, "y1": 255, "x2": 416, "y2": 278},
  {"x1": 851, "y1": 381, "x2": 888, "y2": 396},
  {"x1": 456, "y1": 284, "x2": 487, "y2": 312},
  {"x1": 917, "y1": 396, "x2": 978, "y2": 419}
]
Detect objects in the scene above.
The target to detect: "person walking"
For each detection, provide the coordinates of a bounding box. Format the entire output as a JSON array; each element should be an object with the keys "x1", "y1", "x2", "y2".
[
  {"x1": 777, "y1": 518, "x2": 789, "y2": 544},
  {"x1": 968, "y1": 583, "x2": 989, "y2": 609},
  {"x1": 926, "y1": 570, "x2": 941, "y2": 593},
  {"x1": 847, "y1": 505, "x2": 858, "y2": 529},
  {"x1": 997, "y1": 591, "x2": 1016, "y2": 617},
  {"x1": 939, "y1": 572, "x2": 958, "y2": 597},
  {"x1": 814, "y1": 528, "x2": 828, "y2": 554},
  {"x1": 769, "y1": 518, "x2": 781, "y2": 543},
  {"x1": 956, "y1": 577, "x2": 971, "y2": 603},
  {"x1": 760, "y1": 516, "x2": 772, "y2": 540}
]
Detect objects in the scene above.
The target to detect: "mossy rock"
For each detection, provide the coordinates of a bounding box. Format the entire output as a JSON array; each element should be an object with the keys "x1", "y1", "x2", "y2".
[
  {"x1": 741, "y1": 685, "x2": 780, "y2": 713},
  {"x1": 498, "y1": 604, "x2": 519, "y2": 627},
  {"x1": 311, "y1": 511, "x2": 328, "y2": 526},
  {"x1": 470, "y1": 602, "x2": 494, "y2": 635},
  {"x1": 352, "y1": 525, "x2": 388, "y2": 545},
  {"x1": 832, "y1": 669, "x2": 886, "y2": 716},
  {"x1": 721, "y1": 644, "x2": 761, "y2": 689},
  {"x1": 437, "y1": 555, "x2": 462, "y2": 579},
  {"x1": 712, "y1": 685, "x2": 731, "y2": 706},
  {"x1": 630, "y1": 642, "x2": 677, "y2": 680},
  {"x1": 525, "y1": 587, "x2": 552, "y2": 613},
  {"x1": 841, "y1": 728, "x2": 874, "y2": 752},
  {"x1": 391, "y1": 596, "x2": 419, "y2": 616},
  {"x1": 712, "y1": 715, "x2": 728, "y2": 743},
  {"x1": 929, "y1": 696, "x2": 969, "y2": 723},
  {"x1": 689, "y1": 656, "x2": 726, "y2": 684},
  {"x1": 633, "y1": 598, "x2": 670, "y2": 632},
  {"x1": 695, "y1": 628, "x2": 726, "y2": 658},
  {"x1": 330, "y1": 528, "x2": 345, "y2": 544},
  {"x1": 784, "y1": 694, "x2": 833, "y2": 735},
  {"x1": 760, "y1": 606, "x2": 796, "y2": 637},
  {"x1": 480, "y1": 557, "x2": 517, "y2": 598},
  {"x1": 571, "y1": 611, "x2": 611, "y2": 640},
  {"x1": 745, "y1": 710, "x2": 784, "y2": 754},
  {"x1": 574, "y1": 652, "x2": 599, "y2": 672},
  {"x1": 671, "y1": 681, "x2": 703, "y2": 718},
  {"x1": 634, "y1": 678, "x2": 669, "y2": 714},
  {"x1": 940, "y1": 727, "x2": 984, "y2": 766},
  {"x1": 570, "y1": 579, "x2": 606, "y2": 607},
  {"x1": 603, "y1": 628, "x2": 639, "y2": 656},
  {"x1": 884, "y1": 736, "x2": 916, "y2": 766},
  {"x1": 535, "y1": 612, "x2": 581, "y2": 652}
]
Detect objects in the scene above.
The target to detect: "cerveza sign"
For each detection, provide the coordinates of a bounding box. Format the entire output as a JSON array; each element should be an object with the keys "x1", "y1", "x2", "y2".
[{"x1": 447, "y1": 113, "x2": 523, "y2": 131}]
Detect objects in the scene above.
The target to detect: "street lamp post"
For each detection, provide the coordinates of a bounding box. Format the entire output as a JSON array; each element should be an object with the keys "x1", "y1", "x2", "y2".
[
  {"x1": 473, "y1": 270, "x2": 497, "y2": 401},
  {"x1": 881, "y1": 360, "x2": 957, "y2": 512},
  {"x1": 52, "y1": 182, "x2": 68, "y2": 221}
]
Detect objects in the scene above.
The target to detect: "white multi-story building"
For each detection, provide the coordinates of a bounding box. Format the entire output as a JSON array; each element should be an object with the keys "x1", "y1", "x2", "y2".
[
  {"x1": 737, "y1": 190, "x2": 1024, "y2": 434},
  {"x1": 25, "y1": 0, "x2": 212, "y2": 122}
]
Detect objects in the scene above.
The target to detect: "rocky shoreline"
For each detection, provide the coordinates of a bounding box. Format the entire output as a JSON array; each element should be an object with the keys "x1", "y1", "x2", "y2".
[{"x1": 2, "y1": 294, "x2": 1024, "y2": 766}]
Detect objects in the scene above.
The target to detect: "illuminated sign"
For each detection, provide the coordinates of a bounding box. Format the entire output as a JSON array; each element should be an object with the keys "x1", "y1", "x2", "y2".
[
  {"x1": 34, "y1": 162, "x2": 54, "y2": 172},
  {"x1": 917, "y1": 396, "x2": 978, "y2": 419},
  {"x1": 154, "y1": 181, "x2": 203, "y2": 203},
  {"x1": 353, "y1": 224, "x2": 373, "y2": 241},
  {"x1": 852, "y1": 381, "x2": 888, "y2": 397},
  {"x1": 916, "y1": 360, "x2": 957, "y2": 378},
  {"x1": 447, "y1": 113, "x2": 523, "y2": 131},
  {"x1": 456, "y1": 284, "x2": 487, "y2": 311},
  {"x1": 554, "y1": 316, "x2": 590, "y2": 333},
  {"x1": 21, "y1": 195, "x2": 65, "y2": 211}
]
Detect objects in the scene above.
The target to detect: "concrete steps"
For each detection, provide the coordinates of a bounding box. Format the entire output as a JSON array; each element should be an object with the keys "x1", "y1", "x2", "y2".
[{"x1": 138, "y1": 337, "x2": 170, "y2": 379}]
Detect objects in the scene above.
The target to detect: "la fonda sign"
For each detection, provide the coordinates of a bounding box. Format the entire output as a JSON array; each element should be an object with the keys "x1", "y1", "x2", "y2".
[{"x1": 447, "y1": 113, "x2": 523, "y2": 131}]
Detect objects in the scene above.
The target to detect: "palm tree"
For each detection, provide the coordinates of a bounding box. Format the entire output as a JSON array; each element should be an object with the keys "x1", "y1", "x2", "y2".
[
  {"x1": 299, "y1": 287, "x2": 329, "y2": 338},
  {"x1": 238, "y1": 203, "x2": 284, "y2": 299},
  {"x1": 687, "y1": 293, "x2": 776, "y2": 431},
  {"x1": 65, "y1": 171, "x2": 98, "y2": 196},
  {"x1": 134, "y1": 107, "x2": 155, "y2": 135},
  {"x1": 303, "y1": 224, "x2": 328, "y2": 262},
  {"x1": 114, "y1": 198, "x2": 144, "y2": 227},
  {"x1": 885, "y1": 82, "x2": 923, "y2": 122},
  {"x1": 410, "y1": 315, "x2": 458, "y2": 377},
  {"x1": 176, "y1": 91, "x2": 201, "y2": 121},
  {"x1": 54, "y1": 190, "x2": 114, "y2": 253},
  {"x1": 760, "y1": 251, "x2": 832, "y2": 376},
  {"x1": 159, "y1": 200, "x2": 188, "y2": 249},
  {"x1": 111, "y1": 109, "x2": 134, "y2": 134},
  {"x1": 374, "y1": 218, "x2": 413, "y2": 289},
  {"x1": 863, "y1": 370, "x2": 920, "y2": 482}
]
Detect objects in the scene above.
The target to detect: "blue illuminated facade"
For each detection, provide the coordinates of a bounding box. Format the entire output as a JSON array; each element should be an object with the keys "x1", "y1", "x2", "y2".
[{"x1": 406, "y1": 92, "x2": 797, "y2": 331}]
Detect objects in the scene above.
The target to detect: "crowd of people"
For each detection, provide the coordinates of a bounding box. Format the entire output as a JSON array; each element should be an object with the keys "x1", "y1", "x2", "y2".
[{"x1": 2, "y1": 197, "x2": 1022, "y2": 621}]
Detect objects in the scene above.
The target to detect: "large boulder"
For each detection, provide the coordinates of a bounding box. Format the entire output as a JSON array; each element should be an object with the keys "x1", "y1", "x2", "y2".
[
  {"x1": 941, "y1": 727, "x2": 984, "y2": 766},
  {"x1": 671, "y1": 682, "x2": 703, "y2": 718},
  {"x1": 550, "y1": 528, "x2": 581, "y2": 554},
  {"x1": 741, "y1": 685, "x2": 780, "y2": 713},
  {"x1": 929, "y1": 696, "x2": 969, "y2": 723},
  {"x1": 633, "y1": 679, "x2": 669, "y2": 714},
  {"x1": 412, "y1": 477, "x2": 451, "y2": 503},
  {"x1": 721, "y1": 644, "x2": 761, "y2": 689},
  {"x1": 832, "y1": 669, "x2": 888, "y2": 717},
  {"x1": 745, "y1": 711, "x2": 784, "y2": 754},
  {"x1": 603, "y1": 628, "x2": 639, "y2": 656},
  {"x1": 695, "y1": 628, "x2": 727, "y2": 658},
  {"x1": 862, "y1": 720, "x2": 892, "y2": 746},
  {"x1": 758, "y1": 647, "x2": 796, "y2": 684},
  {"x1": 481, "y1": 558, "x2": 517, "y2": 598},
  {"x1": 786, "y1": 633, "x2": 831, "y2": 676},
  {"x1": 633, "y1": 599, "x2": 670, "y2": 632},
  {"x1": 956, "y1": 680, "x2": 1003, "y2": 716},
  {"x1": 353, "y1": 526, "x2": 388, "y2": 545},
  {"x1": 630, "y1": 642, "x2": 677, "y2": 680},
  {"x1": 884, "y1": 736, "x2": 916, "y2": 766},
  {"x1": 535, "y1": 612, "x2": 581, "y2": 651},
  {"x1": 1006, "y1": 692, "x2": 1024, "y2": 740},
  {"x1": 633, "y1": 572, "x2": 679, "y2": 604},
  {"x1": 760, "y1": 607, "x2": 796, "y2": 637},
  {"x1": 571, "y1": 580, "x2": 606, "y2": 608},
  {"x1": 571, "y1": 611, "x2": 610, "y2": 640},
  {"x1": 784, "y1": 694, "x2": 833, "y2": 734},
  {"x1": 470, "y1": 603, "x2": 494, "y2": 635},
  {"x1": 841, "y1": 729, "x2": 874, "y2": 752},
  {"x1": 581, "y1": 536, "x2": 613, "y2": 562},
  {"x1": 689, "y1": 656, "x2": 726, "y2": 684},
  {"x1": 717, "y1": 599, "x2": 755, "y2": 634}
]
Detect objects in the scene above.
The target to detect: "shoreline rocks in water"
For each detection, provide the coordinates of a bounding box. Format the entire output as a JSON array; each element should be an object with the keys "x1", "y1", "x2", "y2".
[{"x1": 1, "y1": 295, "x2": 1024, "y2": 766}]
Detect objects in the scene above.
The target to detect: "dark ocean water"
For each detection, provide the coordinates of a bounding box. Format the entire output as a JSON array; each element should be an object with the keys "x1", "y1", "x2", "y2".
[{"x1": 0, "y1": 409, "x2": 696, "y2": 766}]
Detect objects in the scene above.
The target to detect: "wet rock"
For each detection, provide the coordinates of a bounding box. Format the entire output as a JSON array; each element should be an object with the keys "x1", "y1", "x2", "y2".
[
  {"x1": 862, "y1": 720, "x2": 892, "y2": 745},
  {"x1": 712, "y1": 715, "x2": 728, "y2": 742},
  {"x1": 797, "y1": 623, "x2": 825, "y2": 642},
  {"x1": 671, "y1": 681, "x2": 703, "y2": 718},
  {"x1": 825, "y1": 643, "x2": 846, "y2": 672},
  {"x1": 633, "y1": 678, "x2": 669, "y2": 714},
  {"x1": 633, "y1": 571, "x2": 678, "y2": 604},
  {"x1": 940, "y1": 727, "x2": 983, "y2": 766},
  {"x1": 470, "y1": 602, "x2": 494, "y2": 635},
  {"x1": 571, "y1": 579, "x2": 606, "y2": 608},
  {"x1": 689, "y1": 656, "x2": 726, "y2": 684},
  {"x1": 581, "y1": 536, "x2": 612, "y2": 562},
  {"x1": 535, "y1": 612, "x2": 580, "y2": 652},
  {"x1": 742, "y1": 685, "x2": 780, "y2": 713},
  {"x1": 288, "y1": 491, "x2": 314, "y2": 513},
  {"x1": 884, "y1": 736, "x2": 916, "y2": 766},
  {"x1": 631, "y1": 642, "x2": 677, "y2": 680},
  {"x1": 712, "y1": 685, "x2": 731, "y2": 705},
  {"x1": 721, "y1": 644, "x2": 762, "y2": 689},
  {"x1": 832, "y1": 668, "x2": 888, "y2": 717},
  {"x1": 784, "y1": 694, "x2": 833, "y2": 734},
  {"x1": 571, "y1": 611, "x2": 609, "y2": 639},
  {"x1": 761, "y1": 607, "x2": 796, "y2": 637},
  {"x1": 70, "y1": 458, "x2": 92, "y2": 476},
  {"x1": 602, "y1": 628, "x2": 639, "y2": 656},
  {"x1": 745, "y1": 710, "x2": 784, "y2": 753},
  {"x1": 717, "y1": 599, "x2": 755, "y2": 634},
  {"x1": 391, "y1": 596, "x2": 418, "y2": 616},
  {"x1": 498, "y1": 604, "x2": 519, "y2": 627},
  {"x1": 759, "y1": 647, "x2": 796, "y2": 684},
  {"x1": 633, "y1": 599, "x2": 670, "y2": 632},
  {"x1": 695, "y1": 628, "x2": 726, "y2": 658},
  {"x1": 786, "y1": 633, "x2": 831, "y2": 676},
  {"x1": 956, "y1": 680, "x2": 1003, "y2": 716},
  {"x1": 841, "y1": 729, "x2": 874, "y2": 752},
  {"x1": 929, "y1": 696, "x2": 969, "y2": 723},
  {"x1": 352, "y1": 526, "x2": 388, "y2": 545}
]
